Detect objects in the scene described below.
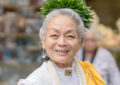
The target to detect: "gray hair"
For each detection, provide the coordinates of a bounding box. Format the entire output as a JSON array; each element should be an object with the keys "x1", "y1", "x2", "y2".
[{"x1": 39, "y1": 8, "x2": 86, "y2": 42}]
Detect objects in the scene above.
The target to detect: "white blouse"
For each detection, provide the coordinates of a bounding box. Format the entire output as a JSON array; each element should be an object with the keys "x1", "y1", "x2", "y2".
[{"x1": 18, "y1": 62, "x2": 79, "y2": 85}]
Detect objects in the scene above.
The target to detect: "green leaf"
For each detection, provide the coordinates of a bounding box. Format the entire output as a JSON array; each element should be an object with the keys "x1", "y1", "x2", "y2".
[{"x1": 40, "y1": 0, "x2": 93, "y2": 29}]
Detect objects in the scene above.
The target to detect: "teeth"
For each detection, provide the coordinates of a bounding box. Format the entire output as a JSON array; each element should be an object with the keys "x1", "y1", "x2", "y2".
[
  {"x1": 55, "y1": 50, "x2": 69, "y2": 56},
  {"x1": 57, "y1": 50, "x2": 68, "y2": 53}
]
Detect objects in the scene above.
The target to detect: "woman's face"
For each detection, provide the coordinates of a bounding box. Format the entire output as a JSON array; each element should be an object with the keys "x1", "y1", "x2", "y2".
[
  {"x1": 42, "y1": 15, "x2": 81, "y2": 67},
  {"x1": 83, "y1": 32, "x2": 97, "y2": 52}
]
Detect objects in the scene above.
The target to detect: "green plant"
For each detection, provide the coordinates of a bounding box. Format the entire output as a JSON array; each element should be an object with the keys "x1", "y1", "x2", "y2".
[{"x1": 39, "y1": 0, "x2": 93, "y2": 28}]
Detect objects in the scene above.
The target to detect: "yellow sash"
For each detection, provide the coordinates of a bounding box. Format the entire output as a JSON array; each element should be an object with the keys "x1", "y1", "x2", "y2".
[{"x1": 78, "y1": 61, "x2": 105, "y2": 85}]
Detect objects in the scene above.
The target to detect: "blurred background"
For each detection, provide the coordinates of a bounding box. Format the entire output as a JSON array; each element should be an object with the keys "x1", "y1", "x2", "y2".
[{"x1": 0, "y1": 0, "x2": 120, "y2": 85}]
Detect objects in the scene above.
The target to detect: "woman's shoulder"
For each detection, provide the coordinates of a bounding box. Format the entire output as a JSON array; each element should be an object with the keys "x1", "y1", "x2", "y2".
[
  {"x1": 98, "y1": 47, "x2": 112, "y2": 56},
  {"x1": 17, "y1": 62, "x2": 50, "y2": 85},
  {"x1": 26, "y1": 62, "x2": 49, "y2": 79},
  {"x1": 97, "y1": 47, "x2": 114, "y2": 62}
]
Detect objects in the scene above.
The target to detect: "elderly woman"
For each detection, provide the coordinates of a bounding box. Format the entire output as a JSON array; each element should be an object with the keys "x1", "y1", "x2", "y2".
[
  {"x1": 75, "y1": 29, "x2": 120, "y2": 85},
  {"x1": 18, "y1": 8, "x2": 105, "y2": 85}
]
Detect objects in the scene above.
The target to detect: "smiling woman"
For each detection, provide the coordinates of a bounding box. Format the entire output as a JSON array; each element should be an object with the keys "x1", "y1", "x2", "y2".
[
  {"x1": 17, "y1": 0, "x2": 105, "y2": 85},
  {"x1": 39, "y1": 8, "x2": 85, "y2": 68},
  {"x1": 17, "y1": 8, "x2": 105, "y2": 85},
  {"x1": 43, "y1": 14, "x2": 80, "y2": 68}
]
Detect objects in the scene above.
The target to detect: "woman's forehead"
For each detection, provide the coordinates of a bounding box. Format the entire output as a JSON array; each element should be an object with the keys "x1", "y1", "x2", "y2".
[
  {"x1": 84, "y1": 32, "x2": 96, "y2": 39},
  {"x1": 48, "y1": 27, "x2": 77, "y2": 34},
  {"x1": 47, "y1": 15, "x2": 77, "y2": 31}
]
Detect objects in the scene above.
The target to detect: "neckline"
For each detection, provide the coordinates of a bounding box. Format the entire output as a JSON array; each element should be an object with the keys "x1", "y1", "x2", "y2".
[
  {"x1": 52, "y1": 61, "x2": 75, "y2": 71},
  {"x1": 46, "y1": 60, "x2": 86, "y2": 85}
]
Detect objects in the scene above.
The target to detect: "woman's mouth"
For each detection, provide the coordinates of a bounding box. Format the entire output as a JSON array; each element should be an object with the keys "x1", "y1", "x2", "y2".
[{"x1": 55, "y1": 50, "x2": 69, "y2": 56}]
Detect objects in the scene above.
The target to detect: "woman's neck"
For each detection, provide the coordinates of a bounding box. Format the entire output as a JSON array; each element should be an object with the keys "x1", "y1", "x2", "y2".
[
  {"x1": 52, "y1": 60, "x2": 73, "y2": 68},
  {"x1": 84, "y1": 47, "x2": 98, "y2": 60},
  {"x1": 85, "y1": 51, "x2": 94, "y2": 59}
]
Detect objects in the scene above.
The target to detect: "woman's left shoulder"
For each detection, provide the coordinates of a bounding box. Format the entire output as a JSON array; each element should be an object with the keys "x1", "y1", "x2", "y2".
[{"x1": 17, "y1": 62, "x2": 50, "y2": 85}]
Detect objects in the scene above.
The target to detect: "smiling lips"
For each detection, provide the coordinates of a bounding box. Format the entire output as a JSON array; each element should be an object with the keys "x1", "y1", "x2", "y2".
[{"x1": 55, "y1": 50, "x2": 69, "y2": 56}]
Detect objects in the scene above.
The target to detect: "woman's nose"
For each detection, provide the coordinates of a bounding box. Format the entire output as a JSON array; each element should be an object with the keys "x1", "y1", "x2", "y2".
[{"x1": 58, "y1": 37, "x2": 67, "y2": 47}]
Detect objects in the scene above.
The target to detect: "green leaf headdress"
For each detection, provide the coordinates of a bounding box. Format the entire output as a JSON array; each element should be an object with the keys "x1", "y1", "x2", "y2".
[{"x1": 39, "y1": 0, "x2": 93, "y2": 28}]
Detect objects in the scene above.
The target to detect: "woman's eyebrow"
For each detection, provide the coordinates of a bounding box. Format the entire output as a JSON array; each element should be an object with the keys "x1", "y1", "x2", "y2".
[
  {"x1": 49, "y1": 28, "x2": 59, "y2": 32},
  {"x1": 66, "y1": 29, "x2": 77, "y2": 34}
]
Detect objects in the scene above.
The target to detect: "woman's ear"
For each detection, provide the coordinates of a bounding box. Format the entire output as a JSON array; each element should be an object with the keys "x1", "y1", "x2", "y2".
[{"x1": 42, "y1": 40, "x2": 46, "y2": 49}]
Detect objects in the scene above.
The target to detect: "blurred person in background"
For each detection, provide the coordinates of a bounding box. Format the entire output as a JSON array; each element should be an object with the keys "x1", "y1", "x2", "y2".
[{"x1": 75, "y1": 29, "x2": 120, "y2": 85}]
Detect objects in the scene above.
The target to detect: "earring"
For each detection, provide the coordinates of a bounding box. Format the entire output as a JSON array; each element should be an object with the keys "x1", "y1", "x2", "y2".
[
  {"x1": 42, "y1": 50, "x2": 46, "y2": 59},
  {"x1": 42, "y1": 50, "x2": 50, "y2": 61}
]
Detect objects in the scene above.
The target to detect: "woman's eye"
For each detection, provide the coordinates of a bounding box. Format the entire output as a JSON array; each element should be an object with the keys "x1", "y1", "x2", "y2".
[
  {"x1": 50, "y1": 34, "x2": 58, "y2": 38},
  {"x1": 67, "y1": 35, "x2": 75, "y2": 39}
]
